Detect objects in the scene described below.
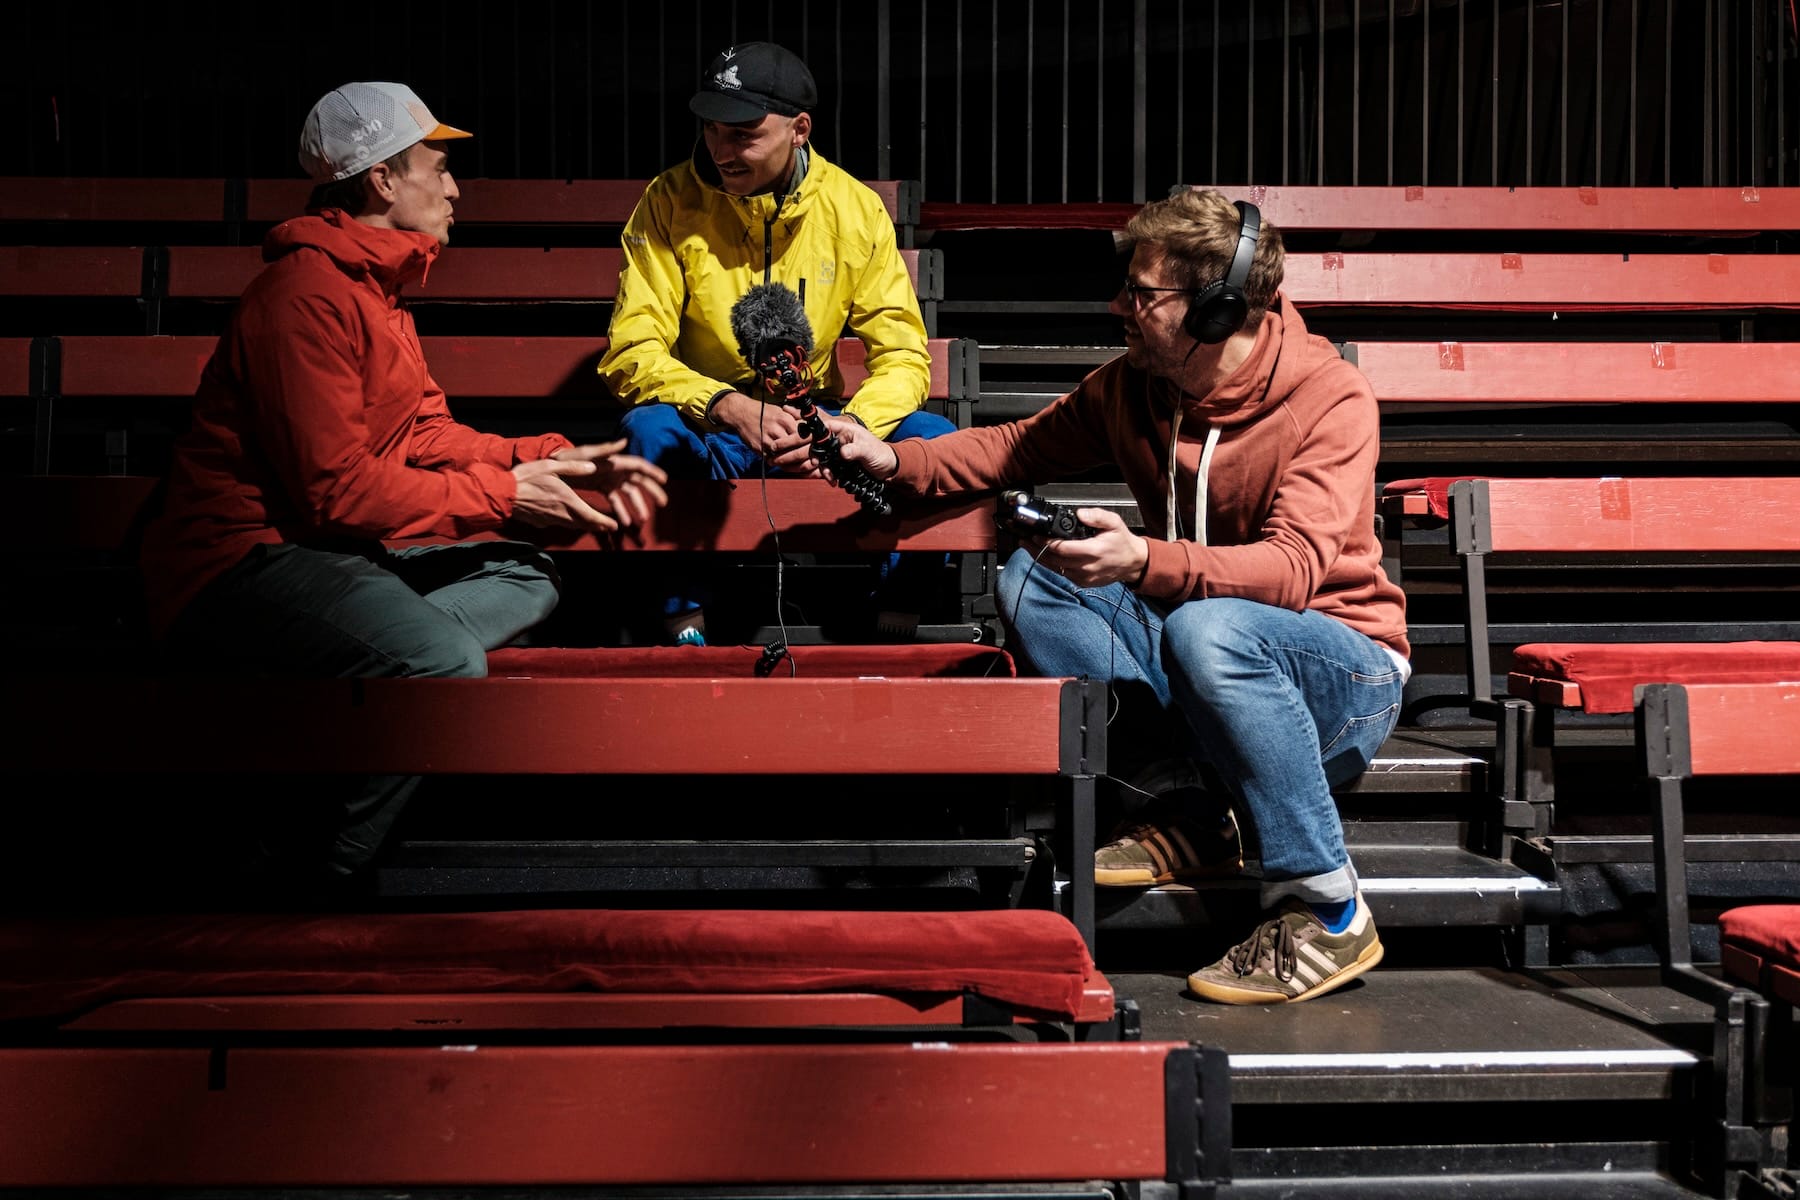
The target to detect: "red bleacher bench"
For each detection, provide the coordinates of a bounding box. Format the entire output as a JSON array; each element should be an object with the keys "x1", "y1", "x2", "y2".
[
  {"x1": 0, "y1": 906, "x2": 1232, "y2": 1191},
  {"x1": 1437, "y1": 476, "x2": 1800, "y2": 852},
  {"x1": 1640, "y1": 681, "x2": 1800, "y2": 1195}
]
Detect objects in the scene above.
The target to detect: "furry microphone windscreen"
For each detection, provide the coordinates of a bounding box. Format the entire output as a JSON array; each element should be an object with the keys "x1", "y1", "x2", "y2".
[{"x1": 729, "y1": 281, "x2": 815, "y2": 366}]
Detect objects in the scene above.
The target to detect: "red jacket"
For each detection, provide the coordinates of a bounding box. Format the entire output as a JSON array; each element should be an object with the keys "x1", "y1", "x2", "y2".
[
  {"x1": 889, "y1": 295, "x2": 1409, "y2": 658},
  {"x1": 139, "y1": 210, "x2": 571, "y2": 636}
]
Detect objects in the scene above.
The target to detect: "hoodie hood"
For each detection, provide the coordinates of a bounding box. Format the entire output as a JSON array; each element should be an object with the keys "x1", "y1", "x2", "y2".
[
  {"x1": 262, "y1": 208, "x2": 442, "y2": 295},
  {"x1": 1157, "y1": 293, "x2": 1312, "y2": 431}
]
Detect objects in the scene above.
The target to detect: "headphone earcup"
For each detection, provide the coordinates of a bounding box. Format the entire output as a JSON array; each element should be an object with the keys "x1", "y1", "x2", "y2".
[
  {"x1": 1184, "y1": 282, "x2": 1246, "y2": 345},
  {"x1": 1183, "y1": 199, "x2": 1260, "y2": 346}
]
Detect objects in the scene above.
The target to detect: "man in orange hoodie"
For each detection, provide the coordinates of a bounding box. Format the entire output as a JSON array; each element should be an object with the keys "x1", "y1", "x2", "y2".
[
  {"x1": 139, "y1": 82, "x2": 668, "y2": 888},
  {"x1": 827, "y1": 190, "x2": 1410, "y2": 1004}
]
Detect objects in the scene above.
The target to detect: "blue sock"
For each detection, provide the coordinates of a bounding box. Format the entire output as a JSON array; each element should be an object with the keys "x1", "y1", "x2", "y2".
[{"x1": 1310, "y1": 896, "x2": 1356, "y2": 934}]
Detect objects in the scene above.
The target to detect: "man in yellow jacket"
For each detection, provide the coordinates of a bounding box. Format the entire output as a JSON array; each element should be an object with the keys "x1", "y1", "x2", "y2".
[{"x1": 599, "y1": 41, "x2": 954, "y2": 645}]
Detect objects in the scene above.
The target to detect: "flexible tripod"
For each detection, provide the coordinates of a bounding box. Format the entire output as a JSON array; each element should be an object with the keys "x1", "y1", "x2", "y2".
[{"x1": 750, "y1": 344, "x2": 892, "y2": 516}]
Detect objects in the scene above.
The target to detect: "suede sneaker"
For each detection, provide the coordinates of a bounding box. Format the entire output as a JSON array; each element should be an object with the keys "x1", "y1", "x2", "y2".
[
  {"x1": 1187, "y1": 892, "x2": 1384, "y2": 1004},
  {"x1": 1094, "y1": 805, "x2": 1243, "y2": 887}
]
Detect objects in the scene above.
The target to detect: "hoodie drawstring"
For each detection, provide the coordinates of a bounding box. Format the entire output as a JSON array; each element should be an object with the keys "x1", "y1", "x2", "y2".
[{"x1": 1165, "y1": 407, "x2": 1222, "y2": 548}]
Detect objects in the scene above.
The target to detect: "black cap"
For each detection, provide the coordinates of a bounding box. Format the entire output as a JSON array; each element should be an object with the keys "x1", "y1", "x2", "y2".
[{"x1": 689, "y1": 42, "x2": 817, "y2": 123}]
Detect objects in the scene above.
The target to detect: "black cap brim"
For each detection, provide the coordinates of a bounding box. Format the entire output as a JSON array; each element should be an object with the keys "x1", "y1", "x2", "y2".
[{"x1": 689, "y1": 90, "x2": 777, "y2": 124}]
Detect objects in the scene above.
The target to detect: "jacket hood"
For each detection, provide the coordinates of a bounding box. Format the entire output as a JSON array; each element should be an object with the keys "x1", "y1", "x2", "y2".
[
  {"x1": 262, "y1": 208, "x2": 442, "y2": 293},
  {"x1": 1163, "y1": 293, "x2": 1317, "y2": 431}
]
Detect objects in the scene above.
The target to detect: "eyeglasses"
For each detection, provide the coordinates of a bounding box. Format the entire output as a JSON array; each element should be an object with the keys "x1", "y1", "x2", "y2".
[{"x1": 1120, "y1": 280, "x2": 1198, "y2": 310}]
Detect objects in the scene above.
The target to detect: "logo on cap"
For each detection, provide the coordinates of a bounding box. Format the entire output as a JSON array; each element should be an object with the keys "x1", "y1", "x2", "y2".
[{"x1": 716, "y1": 65, "x2": 742, "y2": 91}]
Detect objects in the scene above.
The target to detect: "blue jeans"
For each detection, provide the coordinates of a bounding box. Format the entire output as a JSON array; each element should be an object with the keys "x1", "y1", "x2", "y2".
[
  {"x1": 996, "y1": 548, "x2": 1404, "y2": 908},
  {"x1": 620, "y1": 401, "x2": 958, "y2": 626},
  {"x1": 619, "y1": 400, "x2": 956, "y2": 480},
  {"x1": 161, "y1": 539, "x2": 563, "y2": 876}
]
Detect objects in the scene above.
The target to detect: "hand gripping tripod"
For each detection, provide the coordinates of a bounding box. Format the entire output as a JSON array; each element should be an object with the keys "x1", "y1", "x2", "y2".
[{"x1": 749, "y1": 343, "x2": 892, "y2": 516}]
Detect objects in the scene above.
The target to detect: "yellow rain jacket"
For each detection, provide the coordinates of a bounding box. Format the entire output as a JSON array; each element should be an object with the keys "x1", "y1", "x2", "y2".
[{"x1": 599, "y1": 145, "x2": 930, "y2": 439}]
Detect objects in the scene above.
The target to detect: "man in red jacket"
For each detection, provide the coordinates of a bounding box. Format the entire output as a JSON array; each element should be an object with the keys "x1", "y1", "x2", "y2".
[
  {"x1": 139, "y1": 82, "x2": 668, "y2": 889},
  {"x1": 827, "y1": 190, "x2": 1410, "y2": 1004}
]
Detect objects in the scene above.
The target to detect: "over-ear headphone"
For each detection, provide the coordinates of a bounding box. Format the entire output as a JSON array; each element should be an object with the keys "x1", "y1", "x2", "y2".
[{"x1": 1183, "y1": 200, "x2": 1262, "y2": 345}]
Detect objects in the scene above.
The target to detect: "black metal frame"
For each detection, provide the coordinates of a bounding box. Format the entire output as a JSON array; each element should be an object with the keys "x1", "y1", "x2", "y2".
[{"x1": 1639, "y1": 682, "x2": 1790, "y2": 1197}]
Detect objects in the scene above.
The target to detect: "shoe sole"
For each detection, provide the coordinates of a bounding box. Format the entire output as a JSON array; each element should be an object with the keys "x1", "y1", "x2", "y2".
[
  {"x1": 1094, "y1": 857, "x2": 1245, "y2": 888},
  {"x1": 1186, "y1": 938, "x2": 1384, "y2": 1005}
]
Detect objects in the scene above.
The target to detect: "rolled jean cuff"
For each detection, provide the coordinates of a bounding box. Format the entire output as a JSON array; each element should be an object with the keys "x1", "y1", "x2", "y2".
[{"x1": 1261, "y1": 863, "x2": 1357, "y2": 909}]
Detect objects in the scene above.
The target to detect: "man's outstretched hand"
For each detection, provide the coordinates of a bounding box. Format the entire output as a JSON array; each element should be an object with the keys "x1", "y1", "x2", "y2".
[{"x1": 512, "y1": 441, "x2": 670, "y2": 533}]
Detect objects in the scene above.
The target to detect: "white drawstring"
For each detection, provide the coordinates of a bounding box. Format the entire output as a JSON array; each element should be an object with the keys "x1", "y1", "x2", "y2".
[
  {"x1": 1193, "y1": 423, "x2": 1221, "y2": 548},
  {"x1": 1165, "y1": 403, "x2": 1222, "y2": 548}
]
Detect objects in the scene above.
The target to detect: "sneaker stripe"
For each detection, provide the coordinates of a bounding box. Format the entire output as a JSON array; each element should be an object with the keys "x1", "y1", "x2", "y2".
[
  {"x1": 1143, "y1": 834, "x2": 1176, "y2": 878},
  {"x1": 1290, "y1": 958, "x2": 1325, "y2": 988},
  {"x1": 1166, "y1": 826, "x2": 1199, "y2": 870},
  {"x1": 1298, "y1": 942, "x2": 1342, "y2": 978}
]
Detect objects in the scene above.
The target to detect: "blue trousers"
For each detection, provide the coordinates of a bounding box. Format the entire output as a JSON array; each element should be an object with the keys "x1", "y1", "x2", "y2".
[
  {"x1": 160, "y1": 539, "x2": 562, "y2": 877},
  {"x1": 619, "y1": 400, "x2": 956, "y2": 480},
  {"x1": 996, "y1": 548, "x2": 1404, "y2": 907}
]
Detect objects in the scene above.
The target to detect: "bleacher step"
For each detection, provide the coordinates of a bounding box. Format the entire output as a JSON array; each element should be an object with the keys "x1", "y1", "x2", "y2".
[
  {"x1": 1083, "y1": 845, "x2": 1556, "y2": 931},
  {"x1": 1121, "y1": 962, "x2": 1708, "y2": 1105}
]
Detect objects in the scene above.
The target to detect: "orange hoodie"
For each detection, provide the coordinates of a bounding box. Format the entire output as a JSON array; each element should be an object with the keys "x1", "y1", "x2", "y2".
[
  {"x1": 889, "y1": 294, "x2": 1409, "y2": 658},
  {"x1": 139, "y1": 210, "x2": 572, "y2": 637}
]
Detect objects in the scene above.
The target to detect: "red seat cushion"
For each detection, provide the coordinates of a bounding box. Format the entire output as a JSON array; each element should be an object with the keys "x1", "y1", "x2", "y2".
[
  {"x1": 1507, "y1": 642, "x2": 1800, "y2": 713},
  {"x1": 0, "y1": 908, "x2": 1093, "y2": 1024},
  {"x1": 1719, "y1": 905, "x2": 1800, "y2": 1001}
]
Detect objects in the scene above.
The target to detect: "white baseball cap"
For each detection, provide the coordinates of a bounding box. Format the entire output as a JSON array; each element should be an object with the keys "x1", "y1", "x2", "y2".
[{"x1": 298, "y1": 81, "x2": 472, "y2": 183}]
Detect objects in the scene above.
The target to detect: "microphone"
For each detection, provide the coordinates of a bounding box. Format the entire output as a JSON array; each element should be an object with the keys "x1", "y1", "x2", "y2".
[
  {"x1": 730, "y1": 281, "x2": 813, "y2": 373},
  {"x1": 727, "y1": 282, "x2": 891, "y2": 516}
]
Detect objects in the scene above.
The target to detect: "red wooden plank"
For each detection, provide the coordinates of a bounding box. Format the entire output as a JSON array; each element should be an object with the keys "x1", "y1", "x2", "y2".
[
  {"x1": 836, "y1": 330, "x2": 950, "y2": 396},
  {"x1": 1200, "y1": 185, "x2": 1799, "y2": 234},
  {"x1": 1356, "y1": 341, "x2": 1800, "y2": 405},
  {"x1": 0, "y1": 1041, "x2": 1178, "y2": 1186},
  {"x1": 419, "y1": 335, "x2": 605, "y2": 396},
  {"x1": 918, "y1": 187, "x2": 1800, "y2": 234},
  {"x1": 168, "y1": 245, "x2": 922, "y2": 302},
  {"x1": 246, "y1": 178, "x2": 910, "y2": 227},
  {"x1": 61, "y1": 977, "x2": 1117, "y2": 1031},
  {"x1": 0, "y1": 246, "x2": 142, "y2": 297},
  {"x1": 1680, "y1": 683, "x2": 1800, "y2": 777},
  {"x1": 0, "y1": 177, "x2": 224, "y2": 223},
  {"x1": 60, "y1": 992, "x2": 969, "y2": 1031},
  {"x1": 5, "y1": 675, "x2": 1070, "y2": 774},
  {"x1": 0, "y1": 338, "x2": 32, "y2": 397},
  {"x1": 1283, "y1": 253, "x2": 1800, "y2": 310},
  {"x1": 242, "y1": 178, "x2": 315, "y2": 223},
  {"x1": 917, "y1": 201, "x2": 1141, "y2": 231},
  {"x1": 161, "y1": 245, "x2": 263, "y2": 298},
  {"x1": 415, "y1": 247, "x2": 622, "y2": 299},
  {"x1": 1479, "y1": 478, "x2": 1800, "y2": 554},
  {"x1": 447, "y1": 178, "x2": 651, "y2": 224},
  {"x1": 57, "y1": 335, "x2": 213, "y2": 395},
  {"x1": 168, "y1": 247, "x2": 622, "y2": 301},
  {"x1": 46, "y1": 333, "x2": 952, "y2": 403}
]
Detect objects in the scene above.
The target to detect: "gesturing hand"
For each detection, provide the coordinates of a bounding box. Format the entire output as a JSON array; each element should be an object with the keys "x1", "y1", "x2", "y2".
[
  {"x1": 553, "y1": 440, "x2": 670, "y2": 527},
  {"x1": 511, "y1": 441, "x2": 669, "y2": 534}
]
